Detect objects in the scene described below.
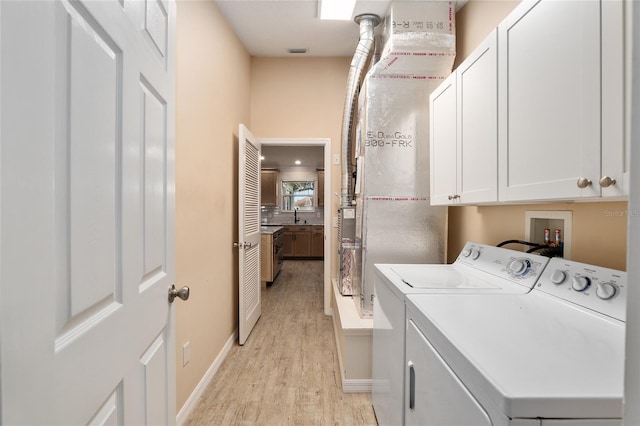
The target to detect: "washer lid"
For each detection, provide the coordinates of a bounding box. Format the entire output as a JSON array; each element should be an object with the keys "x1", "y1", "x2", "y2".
[
  {"x1": 406, "y1": 292, "x2": 625, "y2": 420},
  {"x1": 390, "y1": 265, "x2": 501, "y2": 289}
]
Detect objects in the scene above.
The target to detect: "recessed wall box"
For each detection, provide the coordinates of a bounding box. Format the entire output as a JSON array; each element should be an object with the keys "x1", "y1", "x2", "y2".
[{"x1": 525, "y1": 210, "x2": 572, "y2": 259}]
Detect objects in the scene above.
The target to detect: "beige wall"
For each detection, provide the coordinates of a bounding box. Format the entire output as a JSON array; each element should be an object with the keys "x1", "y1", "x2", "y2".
[
  {"x1": 448, "y1": 0, "x2": 628, "y2": 270},
  {"x1": 250, "y1": 57, "x2": 351, "y2": 278},
  {"x1": 175, "y1": 0, "x2": 251, "y2": 411}
]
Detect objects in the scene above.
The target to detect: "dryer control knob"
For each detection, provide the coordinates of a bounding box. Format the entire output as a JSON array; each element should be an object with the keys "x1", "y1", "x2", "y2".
[
  {"x1": 571, "y1": 276, "x2": 591, "y2": 292},
  {"x1": 508, "y1": 259, "x2": 529, "y2": 275},
  {"x1": 470, "y1": 249, "x2": 481, "y2": 260},
  {"x1": 596, "y1": 282, "x2": 617, "y2": 300},
  {"x1": 550, "y1": 270, "x2": 567, "y2": 284},
  {"x1": 461, "y1": 248, "x2": 472, "y2": 258}
]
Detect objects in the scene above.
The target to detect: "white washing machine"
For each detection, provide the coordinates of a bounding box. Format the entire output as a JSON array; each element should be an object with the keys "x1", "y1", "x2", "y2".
[
  {"x1": 372, "y1": 241, "x2": 551, "y2": 426},
  {"x1": 405, "y1": 257, "x2": 627, "y2": 425}
]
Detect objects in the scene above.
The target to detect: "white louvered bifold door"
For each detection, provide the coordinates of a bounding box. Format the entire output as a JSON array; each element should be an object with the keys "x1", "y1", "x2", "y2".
[{"x1": 238, "y1": 124, "x2": 261, "y2": 345}]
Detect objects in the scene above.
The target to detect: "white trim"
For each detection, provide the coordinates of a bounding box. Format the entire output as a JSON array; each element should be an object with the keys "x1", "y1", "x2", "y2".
[
  {"x1": 331, "y1": 279, "x2": 373, "y2": 394},
  {"x1": 176, "y1": 330, "x2": 238, "y2": 425},
  {"x1": 331, "y1": 299, "x2": 348, "y2": 391},
  {"x1": 342, "y1": 379, "x2": 373, "y2": 393},
  {"x1": 258, "y1": 138, "x2": 333, "y2": 315},
  {"x1": 332, "y1": 307, "x2": 372, "y2": 394}
]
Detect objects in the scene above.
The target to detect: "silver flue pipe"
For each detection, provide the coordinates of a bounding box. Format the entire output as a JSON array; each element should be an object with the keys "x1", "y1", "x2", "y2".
[{"x1": 340, "y1": 13, "x2": 380, "y2": 208}]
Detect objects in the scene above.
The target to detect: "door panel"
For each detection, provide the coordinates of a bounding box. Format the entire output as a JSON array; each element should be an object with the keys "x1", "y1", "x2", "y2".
[
  {"x1": 141, "y1": 77, "x2": 168, "y2": 284},
  {"x1": 0, "y1": 0, "x2": 177, "y2": 424}
]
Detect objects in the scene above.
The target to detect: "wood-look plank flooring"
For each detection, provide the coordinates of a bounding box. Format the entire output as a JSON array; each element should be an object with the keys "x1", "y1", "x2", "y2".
[{"x1": 184, "y1": 260, "x2": 378, "y2": 426}]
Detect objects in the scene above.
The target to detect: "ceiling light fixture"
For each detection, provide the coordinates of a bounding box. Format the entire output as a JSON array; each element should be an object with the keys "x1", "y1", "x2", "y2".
[
  {"x1": 294, "y1": 160, "x2": 302, "y2": 165},
  {"x1": 260, "y1": 156, "x2": 265, "y2": 161},
  {"x1": 318, "y1": 0, "x2": 356, "y2": 20}
]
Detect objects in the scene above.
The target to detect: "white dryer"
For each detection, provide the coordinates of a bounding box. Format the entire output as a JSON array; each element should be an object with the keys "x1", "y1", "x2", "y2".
[
  {"x1": 405, "y1": 257, "x2": 626, "y2": 425},
  {"x1": 372, "y1": 241, "x2": 551, "y2": 426}
]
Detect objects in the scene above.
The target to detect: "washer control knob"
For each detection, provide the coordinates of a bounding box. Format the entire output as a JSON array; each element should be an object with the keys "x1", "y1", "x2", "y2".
[
  {"x1": 508, "y1": 259, "x2": 530, "y2": 276},
  {"x1": 550, "y1": 270, "x2": 567, "y2": 285},
  {"x1": 596, "y1": 282, "x2": 617, "y2": 300},
  {"x1": 470, "y1": 249, "x2": 481, "y2": 260},
  {"x1": 461, "y1": 248, "x2": 472, "y2": 258},
  {"x1": 571, "y1": 276, "x2": 591, "y2": 292}
]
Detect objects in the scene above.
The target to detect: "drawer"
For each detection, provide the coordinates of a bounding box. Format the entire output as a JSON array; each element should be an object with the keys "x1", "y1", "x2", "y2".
[{"x1": 286, "y1": 226, "x2": 311, "y2": 232}]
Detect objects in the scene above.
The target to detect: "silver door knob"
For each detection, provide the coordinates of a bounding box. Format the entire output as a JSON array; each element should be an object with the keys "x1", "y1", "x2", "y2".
[
  {"x1": 168, "y1": 284, "x2": 190, "y2": 303},
  {"x1": 599, "y1": 176, "x2": 616, "y2": 187},
  {"x1": 576, "y1": 177, "x2": 592, "y2": 188}
]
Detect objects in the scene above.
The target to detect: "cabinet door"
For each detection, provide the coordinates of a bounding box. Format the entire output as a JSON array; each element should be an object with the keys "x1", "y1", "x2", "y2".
[
  {"x1": 457, "y1": 29, "x2": 498, "y2": 204},
  {"x1": 601, "y1": 0, "x2": 627, "y2": 197},
  {"x1": 260, "y1": 169, "x2": 278, "y2": 206},
  {"x1": 293, "y1": 231, "x2": 311, "y2": 257},
  {"x1": 317, "y1": 169, "x2": 325, "y2": 206},
  {"x1": 282, "y1": 230, "x2": 294, "y2": 257},
  {"x1": 498, "y1": 0, "x2": 601, "y2": 201},
  {"x1": 429, "y1": 72, "x2": 458, "y2": 205},
  {"x1": 311, "y1": 227, "x2": 324, "y2": 258}
]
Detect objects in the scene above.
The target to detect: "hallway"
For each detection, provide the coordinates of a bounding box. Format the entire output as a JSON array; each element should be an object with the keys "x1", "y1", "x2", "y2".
[{"x1": 184, "y1": 260, "x2": 377, "y2": 425}]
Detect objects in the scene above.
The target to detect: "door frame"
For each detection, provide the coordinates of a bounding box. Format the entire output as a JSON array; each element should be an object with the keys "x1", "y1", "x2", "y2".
[{"x1": 259, "y1": 138, "x2": 332, "y2": 315}]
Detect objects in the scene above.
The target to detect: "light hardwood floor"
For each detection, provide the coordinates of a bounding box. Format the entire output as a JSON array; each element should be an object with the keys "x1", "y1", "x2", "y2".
[{"x1": 184, "y1": 260, "x2": 378, "y2": 425}]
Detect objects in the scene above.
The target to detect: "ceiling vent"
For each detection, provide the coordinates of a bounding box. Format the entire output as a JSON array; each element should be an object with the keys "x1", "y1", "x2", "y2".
[{"x1": 288, "y1": 48, "x2": 308, "y2": 54}]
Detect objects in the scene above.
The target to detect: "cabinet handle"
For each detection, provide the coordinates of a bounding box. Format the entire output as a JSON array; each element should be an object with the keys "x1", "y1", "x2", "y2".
[
  {"x1": 599, "y1": 176, "x2": 617, "y2": 188},
  {"x1": 408, "y1": 361, "x2": 416, "y2": 410},
  {"x1": 576, "y1": 177, "x2": 592, "y2": 189},
  {"x1": 447, "y1": 194, "x2": 460, "y2": 200}
]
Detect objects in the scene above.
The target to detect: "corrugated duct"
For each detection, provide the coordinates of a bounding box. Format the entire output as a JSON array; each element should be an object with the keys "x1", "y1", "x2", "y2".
[{"x1": 340, "y1": 14, "x2": 380, "y2": 208}]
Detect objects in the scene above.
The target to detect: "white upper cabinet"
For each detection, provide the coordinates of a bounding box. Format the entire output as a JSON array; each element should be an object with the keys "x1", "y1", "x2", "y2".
[
  {"x1": 430, "y1": 30, "x2": 498, "y2": 206},
  {"x1": 430, "y1": 73, "x2": 458, "y2": 205},
  {"x1": 457, "y1": 29, "x2": 498, "y2": 204},
  {"x1": 430, "y1": 0, "x2": 627, "y2": 204},
  {"x1": 601, "y1": 0, "x2": 628, "y2": 197},
  {"x1": 498, "y1": 0, "x2": 627, "y2": 201}
]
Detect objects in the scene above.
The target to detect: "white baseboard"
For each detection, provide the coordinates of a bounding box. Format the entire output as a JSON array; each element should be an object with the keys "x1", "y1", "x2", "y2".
[
  {"x1": 176, "y1": 330, "x2": 238, "y2": 425},
  {"x1": 342, "y1": 379, "x2": 373, "y2": 393}
]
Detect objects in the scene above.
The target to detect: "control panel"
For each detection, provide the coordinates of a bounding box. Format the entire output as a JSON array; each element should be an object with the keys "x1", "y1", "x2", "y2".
[
  {"x1": 455, "y1": 242, "x2": 550, "y2": 289},
  {"x1": 535, "y1": 258, "x2": 626, "y2": 321}
]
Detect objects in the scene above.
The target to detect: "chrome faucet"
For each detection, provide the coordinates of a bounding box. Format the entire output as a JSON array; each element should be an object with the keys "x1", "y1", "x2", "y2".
[{"x1": 294, "y1": 208, "x2": 300, "y2": 224}]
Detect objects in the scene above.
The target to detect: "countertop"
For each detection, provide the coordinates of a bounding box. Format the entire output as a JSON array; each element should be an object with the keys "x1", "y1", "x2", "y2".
[
  {"x1": 260, "y1": 225, "x2": 284, "y2": 235},
  {"x1": 262, "y1": 223, "x2": 324, "y2": 227},
  {"x1": 261, "y1": 224, "x2": 324, "y2": 235}
]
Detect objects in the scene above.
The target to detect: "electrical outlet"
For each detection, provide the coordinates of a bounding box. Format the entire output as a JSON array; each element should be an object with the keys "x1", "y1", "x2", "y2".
[{"x1": 183, "y1": 341, "x2": 191, "y2": 366}]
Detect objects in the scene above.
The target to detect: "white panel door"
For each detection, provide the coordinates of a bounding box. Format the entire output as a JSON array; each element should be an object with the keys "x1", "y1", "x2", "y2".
[
  {"x1": 498, "y1": 0, "x2": 601, "y2": 201},
  {"x1": 238, "y1": 124, "x2": 261, "y2": 345},
  {"x1": 0, "y1": 0, "x2": 177, "y2": 424}
]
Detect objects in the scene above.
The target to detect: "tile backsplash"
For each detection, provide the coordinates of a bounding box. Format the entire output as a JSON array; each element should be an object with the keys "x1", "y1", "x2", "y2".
[{"x1": 262, "y1": 206, "x2": 324, "y2": 225}]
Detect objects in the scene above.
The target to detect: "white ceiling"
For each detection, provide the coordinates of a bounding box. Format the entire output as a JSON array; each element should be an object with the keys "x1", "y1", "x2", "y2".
[{"x1": 213, "y1": 0, "x2": 467, "y2": 57}]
